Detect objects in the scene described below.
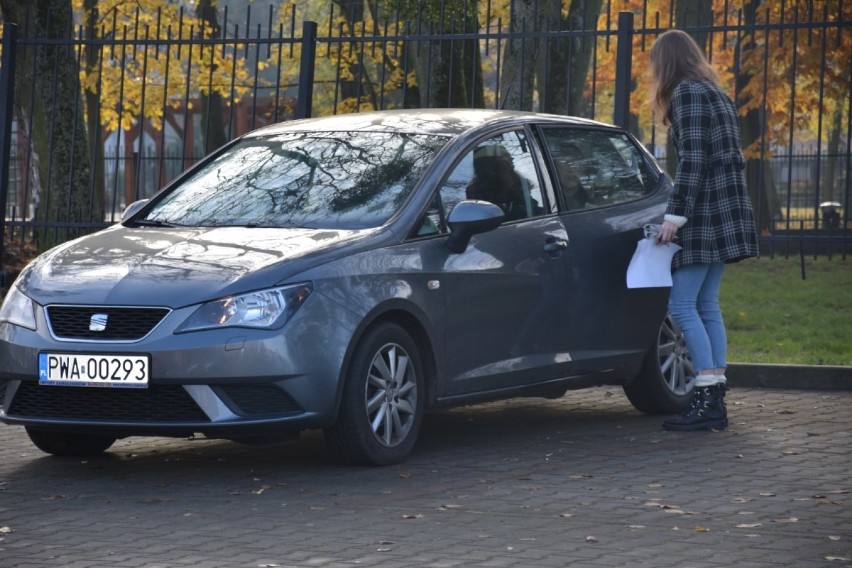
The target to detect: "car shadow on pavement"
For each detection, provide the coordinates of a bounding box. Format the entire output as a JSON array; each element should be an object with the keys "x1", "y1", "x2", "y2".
[{"x1": 5, "y1": 389, "x2": 661, "y2": 480}]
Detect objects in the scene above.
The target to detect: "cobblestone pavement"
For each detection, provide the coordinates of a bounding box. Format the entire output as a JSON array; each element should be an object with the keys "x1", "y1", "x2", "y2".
[{"x1": 1, "y1": 386, "x2": 850, "y2": 568}]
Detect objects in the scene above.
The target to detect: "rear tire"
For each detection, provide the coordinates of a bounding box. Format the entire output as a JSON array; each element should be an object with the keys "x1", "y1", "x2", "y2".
[
  {"x1": 623, "y1": 314, "x2": 695, "y2": 414},
  {"x1": 25, "y1": 427, "x2": 116, "y2": 457},
  {"x1": 325, "y1": 322, "x2": 424, "y2": 466}
]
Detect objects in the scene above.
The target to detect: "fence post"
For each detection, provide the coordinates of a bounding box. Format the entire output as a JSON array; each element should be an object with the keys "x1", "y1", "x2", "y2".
[
  {"x1": 0, "y1": 23, "x2": 18, "y2": 288},
  {"x1": 613, "y1": 12, "x2": 634, "y2": 131},
  {"x1": 296, "y1": 21, "x2": 317, "y2": 120}
]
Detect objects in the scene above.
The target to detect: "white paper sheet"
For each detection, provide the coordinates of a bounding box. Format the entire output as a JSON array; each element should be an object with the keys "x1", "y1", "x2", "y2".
[{"x1": 626, "y1": 238, "x2": 681, "y2": 288}]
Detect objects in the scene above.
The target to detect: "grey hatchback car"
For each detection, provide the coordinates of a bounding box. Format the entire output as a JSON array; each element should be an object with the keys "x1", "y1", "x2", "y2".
[{"x1": 0, "y1": 109, "x2": 694, "y2": 465}]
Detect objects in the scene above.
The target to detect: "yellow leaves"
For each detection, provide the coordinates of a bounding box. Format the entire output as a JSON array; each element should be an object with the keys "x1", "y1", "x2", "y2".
[{"x1": 74, "y1": 2, "x2": 264, "y2": 136}]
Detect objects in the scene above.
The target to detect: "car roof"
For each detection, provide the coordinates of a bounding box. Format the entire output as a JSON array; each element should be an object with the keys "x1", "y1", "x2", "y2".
[{"x1": 245, "y1": 109, "x2": 612, "y2": 139}]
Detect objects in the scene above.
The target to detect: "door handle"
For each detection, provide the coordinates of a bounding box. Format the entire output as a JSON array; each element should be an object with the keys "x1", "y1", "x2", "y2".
[{"x1": 543, "y1": 239, "x2": 568, "y2": 252}]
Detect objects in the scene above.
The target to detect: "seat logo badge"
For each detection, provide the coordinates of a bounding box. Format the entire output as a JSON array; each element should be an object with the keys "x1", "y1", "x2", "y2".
[{"x1": 89, "y1": 314, "x2": 108, "y2": 332}]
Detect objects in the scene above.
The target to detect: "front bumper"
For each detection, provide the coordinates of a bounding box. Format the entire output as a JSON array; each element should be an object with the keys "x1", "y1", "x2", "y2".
[{"x1": 0, "y1": 295, "x2": 358, "y2": 439}]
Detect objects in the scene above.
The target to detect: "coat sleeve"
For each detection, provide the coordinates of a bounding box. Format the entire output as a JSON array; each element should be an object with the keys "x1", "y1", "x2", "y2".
[{"x1": 667, "y1": 82, "x2": 711, "y2": 220}]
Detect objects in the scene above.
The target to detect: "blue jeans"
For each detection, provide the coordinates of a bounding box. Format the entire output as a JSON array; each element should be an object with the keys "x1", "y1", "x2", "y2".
[{"x1": 668, "y1": 263, "x2": 727, "y2": 375}]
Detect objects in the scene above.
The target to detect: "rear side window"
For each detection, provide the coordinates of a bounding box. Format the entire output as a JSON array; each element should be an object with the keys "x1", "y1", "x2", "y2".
[{"x1": 540, "y1": 128, "x2": 658, "y2": 212}]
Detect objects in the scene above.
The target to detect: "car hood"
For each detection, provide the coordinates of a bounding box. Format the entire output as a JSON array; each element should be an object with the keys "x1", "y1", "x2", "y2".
[{"x1": 18, "y1": 225, "x2": 374, "y2": 307}]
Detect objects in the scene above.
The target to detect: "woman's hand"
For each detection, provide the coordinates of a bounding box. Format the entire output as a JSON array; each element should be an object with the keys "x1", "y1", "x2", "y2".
[{"x1": 656, "y1": 220, "x2": 679, "y2": 244}]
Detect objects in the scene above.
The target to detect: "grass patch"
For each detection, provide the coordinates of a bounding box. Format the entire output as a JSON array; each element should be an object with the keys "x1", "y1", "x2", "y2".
[{"x1": 722, "y1": 256, "x2": 852, "y2": 366}]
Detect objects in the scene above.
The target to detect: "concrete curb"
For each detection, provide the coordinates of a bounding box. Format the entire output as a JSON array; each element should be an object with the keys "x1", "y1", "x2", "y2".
[{"x1": 727, "y1": 363, "x2": 852, "y2": 390}]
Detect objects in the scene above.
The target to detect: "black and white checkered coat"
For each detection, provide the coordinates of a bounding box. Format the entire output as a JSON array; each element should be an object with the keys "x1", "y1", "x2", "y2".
[{"x1": 667, "y1": 80, "x2": 759, "y2": 269}]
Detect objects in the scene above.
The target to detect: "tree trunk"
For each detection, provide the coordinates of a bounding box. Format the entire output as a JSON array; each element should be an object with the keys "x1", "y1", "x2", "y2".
[
  {"x1": 499, "y1": 0, "x2": 539, "y2": 111},
  {"x1": 0, "y1": 0, "x2": 93, "y2": 250},
  {"x1": 665, "y1": 1, "x2": 714, "y2": 178},
  {"x1": 196, "y1": 0, "x2": 227, "y2": 155},
  {"x1": 83, "y1": 0, "x2": 104, "y2": 219},
  {"x1": 737, "y1": 2, "x2": 780, "y2": 234},
  {"x1": 677, "y1": 0, "x2": 713, "y2": 49},
  {"x1": 411, "y1": 3, "x2": 483, "y2": 109},
  {"x1": 824, "y1": 106, "x2": 843, "y2": 204},
  {"x1": 540, "y1": 0, "x2": 604, "y2": 116},
  {"x1": 332, "y1": 0, "x2": 373, "y2": 109}
]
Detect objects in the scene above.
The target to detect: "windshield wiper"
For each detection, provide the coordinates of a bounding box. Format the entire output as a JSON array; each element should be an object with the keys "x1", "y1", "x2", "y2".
[{"x1": 129, "y1": 218, "x2": 179, "y2": 227}]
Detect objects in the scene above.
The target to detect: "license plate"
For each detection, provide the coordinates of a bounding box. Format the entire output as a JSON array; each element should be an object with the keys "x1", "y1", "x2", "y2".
[{"x1": 38, "y1": 353, "x2": 149, "y2": 388}]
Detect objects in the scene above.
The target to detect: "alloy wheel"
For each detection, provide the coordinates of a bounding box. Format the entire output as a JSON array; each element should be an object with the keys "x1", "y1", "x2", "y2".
[
  {"x1": 657, "y1": 315, "x2": 695, "y2": 396},
  {"x1": 364, "y1": 342, "x2": 418, "y2": 448}
]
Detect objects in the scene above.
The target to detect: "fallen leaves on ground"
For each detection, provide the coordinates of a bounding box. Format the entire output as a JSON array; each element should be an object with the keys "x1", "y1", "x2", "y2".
[{"x1": 41, "y1": 494, "x2": 66, "y2": 501}]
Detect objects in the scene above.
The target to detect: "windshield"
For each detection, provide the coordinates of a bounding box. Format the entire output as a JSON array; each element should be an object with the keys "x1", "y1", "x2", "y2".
[{"x1": 139, "y1": 131, "x2": 447, "y2": 229}]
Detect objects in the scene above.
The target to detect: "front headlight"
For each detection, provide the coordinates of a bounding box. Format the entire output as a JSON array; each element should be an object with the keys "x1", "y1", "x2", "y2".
[
  {"x1": 176, "y1": 283, "x2": 312, "y2": 333},
  {"x1": 0, "y1": 286, "x2": 37, "y2": 330}
]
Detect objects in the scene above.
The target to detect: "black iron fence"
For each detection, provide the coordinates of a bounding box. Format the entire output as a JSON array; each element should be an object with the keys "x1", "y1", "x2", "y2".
[{"x1": 0, "y1": 1, "x2": 849, "y2": 282}]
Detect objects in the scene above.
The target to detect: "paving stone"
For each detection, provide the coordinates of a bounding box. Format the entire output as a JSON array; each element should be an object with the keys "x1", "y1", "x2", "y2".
[{"x1": 1, "y1": 387, "x2": 850, "y2": 567}]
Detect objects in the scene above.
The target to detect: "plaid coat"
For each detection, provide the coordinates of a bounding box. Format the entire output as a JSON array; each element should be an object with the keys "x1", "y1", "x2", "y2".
[{"x1": 667, "y1": 80, "x2": 759, "y2": 269}]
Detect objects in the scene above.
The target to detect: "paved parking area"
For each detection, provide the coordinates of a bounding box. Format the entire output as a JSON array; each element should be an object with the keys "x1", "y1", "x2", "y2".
[{"x1": 1, "y1": 386, "x2": 850, "y2": 568}]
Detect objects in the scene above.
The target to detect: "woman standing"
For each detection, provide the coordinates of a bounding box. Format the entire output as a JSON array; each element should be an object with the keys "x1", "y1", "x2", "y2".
[{"x1": 649, "y1": 30, "x2": 759, "y2": 431}]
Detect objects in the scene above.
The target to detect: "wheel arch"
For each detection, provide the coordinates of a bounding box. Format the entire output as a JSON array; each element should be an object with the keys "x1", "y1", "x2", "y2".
[{"x1": 333, "y1": 300, "x2": 439, "y2": 419}]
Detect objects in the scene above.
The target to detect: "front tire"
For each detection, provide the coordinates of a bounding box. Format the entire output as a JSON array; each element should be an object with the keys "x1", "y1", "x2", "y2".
[
  {"x1": 25, "y1": 427, "x2": 116, "y2": 457},
  {"x1": 325, "y1": 322, "x2": 425, "y2": 466},
  {"x1": 623, "y1": 314, "x2": 695, "y2": 414}
]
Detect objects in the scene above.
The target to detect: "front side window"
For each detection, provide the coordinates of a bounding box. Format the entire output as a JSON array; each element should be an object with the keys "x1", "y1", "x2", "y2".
[
  {"x1": 139, "y1": 132, "x2": 448, "y2": 230},
  {"x1": 541, "y1": 128, "x2": 657, "y2": 211},
  {"x1": 418, "y1": 130, "x2": 547, "y2": 236}
]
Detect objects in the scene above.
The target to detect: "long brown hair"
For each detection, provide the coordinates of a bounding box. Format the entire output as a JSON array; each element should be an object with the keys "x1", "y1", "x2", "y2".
[{"x1": 649, "y1": 30, "x2": 720, "y2": 125}]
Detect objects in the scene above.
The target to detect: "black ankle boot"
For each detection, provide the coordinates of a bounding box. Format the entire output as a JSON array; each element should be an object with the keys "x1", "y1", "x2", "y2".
[
  {"x1": 715, "y1": 383, "x2": 728, "y2": 415},
  {"x1": 662, "y1": 384, "x2": 728, "y2": 431}
]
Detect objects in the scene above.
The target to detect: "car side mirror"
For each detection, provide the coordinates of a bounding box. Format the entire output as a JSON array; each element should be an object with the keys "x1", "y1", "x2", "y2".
[
  {"x1": 121, "y1": 199, "x2": 149, "y2": 222},
  {"x1": 445, "y1": 200, "x2": 505, "y2": 253}
]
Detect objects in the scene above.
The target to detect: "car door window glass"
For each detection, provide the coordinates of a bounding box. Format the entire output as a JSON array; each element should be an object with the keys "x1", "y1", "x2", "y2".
[
  {"x1": 541, "y1": 128, "x2": 656, "y2": 211},
  {"x1": 428, "y1": 131, "x2": 545, "y2": 233},
  {"x1": 415, "y1": 196, "x2": 443, "y2": 237}
]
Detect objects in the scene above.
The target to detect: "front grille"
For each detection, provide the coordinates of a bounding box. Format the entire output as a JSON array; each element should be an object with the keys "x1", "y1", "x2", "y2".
[
  {"x1": 46, "y1": 306, "x2": 170, "y2": 341},
  {"x1": 8, "y1": 382, "x2": 210, "y2": 423},
  {"x1": 216, "y1": 385, "x2": 302, "y2": 416}
]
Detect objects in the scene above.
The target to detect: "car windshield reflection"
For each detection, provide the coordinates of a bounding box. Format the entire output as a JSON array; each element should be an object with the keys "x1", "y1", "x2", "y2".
[{"x1": 141, "y1": 132, "x2": 448, "y2": 230}]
